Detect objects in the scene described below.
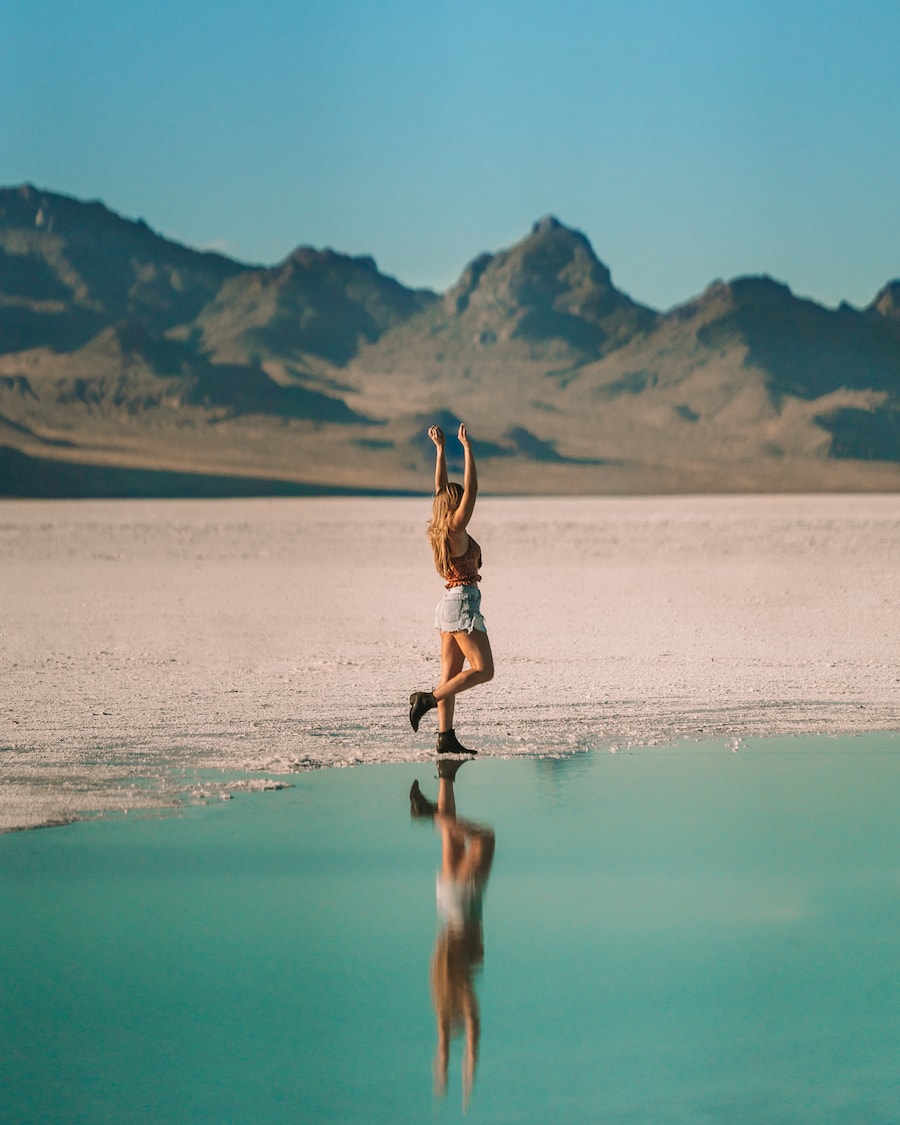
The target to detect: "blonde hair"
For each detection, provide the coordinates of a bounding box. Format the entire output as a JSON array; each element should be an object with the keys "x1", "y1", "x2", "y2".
[
  {"x1": 430, "y1": 925, "x2": 483, "y2": 1029},
  {"x1": 430, "y1": 924, "x2": 483, "y2": 1106},
  {"x1": 427, "y1": 483, "x2": 464, "y2": 578}
]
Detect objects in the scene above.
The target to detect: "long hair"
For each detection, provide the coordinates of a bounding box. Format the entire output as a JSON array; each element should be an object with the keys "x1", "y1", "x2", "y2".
[
  {"x1": 430, "y1": 924, "x2": 484, "y2": 1030},
  {"x1": 427, "y1": 482, "x2": 464, "y2": 578},
  {"x1": 430, "y1": 923, "x2": 483, "y2": 1105}
]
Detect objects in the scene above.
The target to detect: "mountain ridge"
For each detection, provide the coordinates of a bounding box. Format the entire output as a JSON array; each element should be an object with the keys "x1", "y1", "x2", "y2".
[{"x1": 1, "y1": 184, "x2": 899, "y2": 496}]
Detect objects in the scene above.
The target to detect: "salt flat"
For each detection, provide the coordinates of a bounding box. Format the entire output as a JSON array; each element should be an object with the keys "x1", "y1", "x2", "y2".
[{"x1": 2, "y1": 495, "x2": 898, "y2": 831}]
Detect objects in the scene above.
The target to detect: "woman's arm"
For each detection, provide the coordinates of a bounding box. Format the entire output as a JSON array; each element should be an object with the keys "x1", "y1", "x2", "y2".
[
  {"x1": 433, "y1": 1018, "x2": 450, "y2": 1097},
  {"x1": 463, "y1": 996, "x2": 480, "y2": 1112},
  {"x1": 450, "y1": 423, "x2": 478, "y2": 531},
  {"x1": 429, "y1": 425, "x2": 448, "y2": 493}
]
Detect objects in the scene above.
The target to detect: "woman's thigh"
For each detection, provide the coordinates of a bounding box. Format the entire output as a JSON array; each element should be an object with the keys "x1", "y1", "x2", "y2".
[
  {"x1": 440, "y1": 631, "x2": 466, "y2": 680},
  {"x1": 452, "y1": 627, "x2": 494, "y2": 676}
]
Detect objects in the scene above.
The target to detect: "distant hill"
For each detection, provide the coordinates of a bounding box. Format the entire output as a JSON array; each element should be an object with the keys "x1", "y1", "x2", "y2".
[
  {"x1": 181, "y1": 246, "x2": 436, "y2": 370},
  {"x1": 1, "y1": 184, "x2": 899, "y2": 496}
]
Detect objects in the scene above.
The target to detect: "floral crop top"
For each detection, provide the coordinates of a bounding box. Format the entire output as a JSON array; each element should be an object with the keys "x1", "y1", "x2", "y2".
[{"x1": 444, "y1": 535, "x2": 482, "y2": 589}]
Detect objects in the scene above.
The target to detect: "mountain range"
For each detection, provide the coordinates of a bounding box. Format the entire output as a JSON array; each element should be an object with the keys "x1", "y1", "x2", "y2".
[{"x1": 2, "y1": 183, "x2": 899, "y2": 496}]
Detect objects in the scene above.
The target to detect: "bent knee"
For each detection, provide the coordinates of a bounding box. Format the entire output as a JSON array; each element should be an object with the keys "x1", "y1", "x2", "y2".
[{"x1": 473, "y1": 832, "x2": 496, "y2": 870}]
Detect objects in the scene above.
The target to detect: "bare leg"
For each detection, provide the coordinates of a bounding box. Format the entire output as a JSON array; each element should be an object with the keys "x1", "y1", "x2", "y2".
[
  {"x1": 432, "y1": 629, "x2": 494, "y2": 703},
  {"x1": 437, "y1": 631, "x2": 465, "y2": 733},
  {"x1": 435, "y1": 805, "x2": 495, "y2": 882},
  {"x1": 437, "y1": 776, "x2": 457, "y2": 819},
  {"x1": 455, "y1": 824, "x2": 495, "y2": 883}
]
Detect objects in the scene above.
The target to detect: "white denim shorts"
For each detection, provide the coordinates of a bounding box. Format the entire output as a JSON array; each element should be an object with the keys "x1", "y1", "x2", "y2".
[
  {"x1": 434, "y1": 585, "x2": 487, "y2": 634},
  {"x1": 436, "y1": 873, "x2": 486, "y2": 930}
]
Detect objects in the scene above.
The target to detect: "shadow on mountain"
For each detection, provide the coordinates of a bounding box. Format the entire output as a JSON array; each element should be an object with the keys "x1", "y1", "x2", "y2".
[
  {"x1": 103, "y1": 322, "x2": 370, "y2": 423},
  {"x1": 697, "y1": 279, "x2": 900, "y2": 400},
  {"x1": 0, "y1": 302, "x2": 105, "y2": 354},
  {"x1": 815, "y1": 407, "x2": 900, "y2": 461},
  {"x1": 511, "y1": 307, "x2": 614, "y2": 353},
  {"x1": 0, "y1": 446, "x2": 414, "y2": 499},
  {"x1": 503, "y1": 426, "x2": 608, "y2": 464},
  {"x1": 407, "y1": 410, "x2": 511, "y2": 472},
  {"x1": 405, "y1": 411, "x2": 608, "y2": 468},
  {"x1": 188, "y1": 362, "x2": 366, "y2": 423},
  {"x1": 594, "y1": 370, "x2": 659, "y2": 398},
  {"x1": 0, "y1": 412, "x2": 76, "y2": 447},
  {"x1": 0, "y1": 245, "x2": 71, "y2": 301}
]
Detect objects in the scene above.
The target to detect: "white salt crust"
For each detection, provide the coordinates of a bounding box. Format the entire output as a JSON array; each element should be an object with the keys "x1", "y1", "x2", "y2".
[{"x1": 2, "y1": 495, "x2": 898, "y2": 830}]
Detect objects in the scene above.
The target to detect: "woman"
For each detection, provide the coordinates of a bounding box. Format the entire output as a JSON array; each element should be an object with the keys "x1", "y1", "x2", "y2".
[
  {"x1": 408, "y1": 758, "x2": 494, "y2": 1111},
  {"x1": 409, "y1": 423, "x2": 494, "y2": 755}
]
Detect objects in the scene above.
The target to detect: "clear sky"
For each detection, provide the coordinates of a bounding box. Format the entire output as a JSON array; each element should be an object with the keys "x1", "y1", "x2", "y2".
[{"x1": 3, "y1": 0, "x2": 899, "y2": 311}]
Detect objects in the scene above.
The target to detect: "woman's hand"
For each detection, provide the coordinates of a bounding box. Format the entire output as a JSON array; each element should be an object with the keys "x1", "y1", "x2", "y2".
[
  {"x1": 457, "y1": 422, "x2": 471, "y2": 448},
  {"x1": 428, "y1": 425, "x2": 445, "y2": 449}
]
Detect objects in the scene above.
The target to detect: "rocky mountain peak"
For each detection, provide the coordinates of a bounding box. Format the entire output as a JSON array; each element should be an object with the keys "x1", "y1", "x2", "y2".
[
  {"x1": 531, "y1": 214, "x2": 566, "y2": 235},
  {"x1": 703, "y1": 275, "x2": 794, "y2": 306},
  {"x1": 440, "y1": 217, "x2": 654, "y2": 354},
  {"x1": 0, "y1": 183, "x2": 156, "y2": 245},
  {"x1": 868, "y1": 281, "x2": 900, "y2": 321},
  {"x1": 283, "y1": 245, "x2": 377, "y2": 274},
  {"x1": 514, "y1": 215, "x2": 612, "y2": 291}
]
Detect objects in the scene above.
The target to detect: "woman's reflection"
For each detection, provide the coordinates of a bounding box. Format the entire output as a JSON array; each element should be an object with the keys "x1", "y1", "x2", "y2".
[{"x1": 410, "y1": 758, "x2": 495, "y2": 1112}]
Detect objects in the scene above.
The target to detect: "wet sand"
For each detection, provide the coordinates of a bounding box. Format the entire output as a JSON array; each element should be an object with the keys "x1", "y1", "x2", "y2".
[{"x1": 2, "y1": 495, "x2": 898, "y2": 831}]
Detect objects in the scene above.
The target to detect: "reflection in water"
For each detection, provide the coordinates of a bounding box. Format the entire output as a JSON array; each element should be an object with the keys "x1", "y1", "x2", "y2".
[{"x1": 410, "y1": 758, "x2": 495, "y2": 1113}]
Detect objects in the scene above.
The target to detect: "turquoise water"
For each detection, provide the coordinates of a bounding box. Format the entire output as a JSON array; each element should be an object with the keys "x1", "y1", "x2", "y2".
[{"x1": 2, "y1": 736, "x2": 898, "y2": 1124}]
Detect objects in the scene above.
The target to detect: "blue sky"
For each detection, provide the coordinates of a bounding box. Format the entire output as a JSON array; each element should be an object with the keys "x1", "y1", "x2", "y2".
[{"x1": 3, "y1": 0, "x2": 899, "y2": 310}]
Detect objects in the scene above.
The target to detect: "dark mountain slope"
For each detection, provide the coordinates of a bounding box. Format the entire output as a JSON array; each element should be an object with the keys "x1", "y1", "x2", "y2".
[
  {"x1": 690, "y1": 277, "x2": 900, "y2": 400},
  {"x1": 0, "y1": 184, "x2": 243, "y2": 352}
]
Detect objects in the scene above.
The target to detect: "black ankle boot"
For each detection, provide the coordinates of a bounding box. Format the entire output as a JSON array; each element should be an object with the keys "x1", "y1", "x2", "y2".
[
  {"x1": 409, "y1": 779, "x2": 437, "y2": 819},
  {"x1": 436, "y1": 728, "x2": 477, "y2": 756},
  {"x1": 437, "y1": 756, "x2": 469, "y2": 781},
  {"x1": 409, "y1": 691, "x2": 437, "y2": 732}
]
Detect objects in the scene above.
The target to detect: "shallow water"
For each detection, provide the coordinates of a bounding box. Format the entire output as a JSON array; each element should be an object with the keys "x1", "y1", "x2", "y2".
[{"x1": 2, "y1": 735, "x2": 898, "y2": 1124}]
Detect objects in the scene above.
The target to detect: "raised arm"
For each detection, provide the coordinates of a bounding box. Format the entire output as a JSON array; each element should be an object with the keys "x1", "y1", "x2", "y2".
[
  {"x1": 450, "y1": 423, "x2": 478, "y2": 531},
  {"x1": 429, "y1": 425, "x2": 448, "y2": 493}
]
